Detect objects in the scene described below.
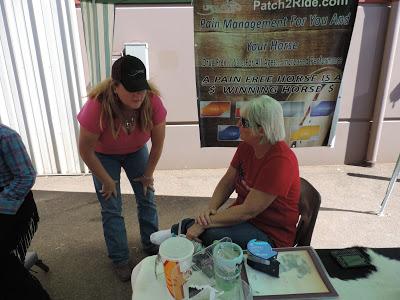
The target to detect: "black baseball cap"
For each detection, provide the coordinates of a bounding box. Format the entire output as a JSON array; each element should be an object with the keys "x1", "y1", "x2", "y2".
[{"x1": 111, "y1": 55, "x2": 150, "y2": 92}]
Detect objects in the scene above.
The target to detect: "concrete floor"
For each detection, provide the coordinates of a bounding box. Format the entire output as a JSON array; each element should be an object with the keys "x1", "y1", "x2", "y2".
[{"x1": 30, "y1": 163, "x2": 400, "y2": 300}]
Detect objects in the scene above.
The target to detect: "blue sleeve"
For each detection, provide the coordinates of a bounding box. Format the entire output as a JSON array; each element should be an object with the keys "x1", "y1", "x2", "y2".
[{"x1": 0, "y1": 130, "x2": 36, "y2": 215}]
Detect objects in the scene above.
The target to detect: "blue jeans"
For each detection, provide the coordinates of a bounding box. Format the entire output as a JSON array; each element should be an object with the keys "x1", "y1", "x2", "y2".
[
  {"x1": 93, "y1": 146, "x2": 159, "y2": 264},
  {"x1": 172, "y1": 218, "x2": 276, "y2": 249}
]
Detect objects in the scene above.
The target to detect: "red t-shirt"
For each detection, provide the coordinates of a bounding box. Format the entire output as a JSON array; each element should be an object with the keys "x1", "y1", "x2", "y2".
[
  {"x1": 230, "y1": 141, "x2": 300, "y2": 248},
  {"x1": 77, "y1": 93, "x2": 167, "y2": 155}
]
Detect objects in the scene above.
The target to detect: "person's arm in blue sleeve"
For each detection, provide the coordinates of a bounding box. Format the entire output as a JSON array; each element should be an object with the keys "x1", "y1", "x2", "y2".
[{"x1": 0, "y1": 130, "x2": 36, "y2": 215}]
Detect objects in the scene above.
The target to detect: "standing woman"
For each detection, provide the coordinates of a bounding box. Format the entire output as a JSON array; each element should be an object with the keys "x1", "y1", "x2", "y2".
[{"x1": 77, "y1": 55, "x2": 166, "y2": 281}]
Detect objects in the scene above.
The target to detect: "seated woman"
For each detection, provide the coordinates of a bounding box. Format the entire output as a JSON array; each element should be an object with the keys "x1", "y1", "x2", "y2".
[{"x1": 151, "y1": 96, "x2": 300, "y2": 249}]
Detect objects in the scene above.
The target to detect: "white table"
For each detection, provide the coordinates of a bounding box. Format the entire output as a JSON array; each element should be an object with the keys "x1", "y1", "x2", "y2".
[{"x1": 131, "y1": 249, "x2": 400, "y2": 300}]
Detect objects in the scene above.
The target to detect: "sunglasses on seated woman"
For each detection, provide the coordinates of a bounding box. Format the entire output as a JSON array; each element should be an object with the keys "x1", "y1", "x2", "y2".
[
  {"x1": 240, "y1": 117, "x2": 261, "y2": 128},
  {"x1": 240, "y1": 117, "x2": 251, "y2": 128}
]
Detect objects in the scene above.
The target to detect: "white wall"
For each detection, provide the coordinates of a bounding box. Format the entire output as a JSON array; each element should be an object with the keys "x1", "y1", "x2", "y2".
[{"x1": 0, "y1": 0, "x2": 86, "y2": 174}]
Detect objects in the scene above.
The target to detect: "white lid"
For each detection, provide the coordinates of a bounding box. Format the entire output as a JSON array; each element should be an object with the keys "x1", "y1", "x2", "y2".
[{"x1": 159, "y1": 236, "x2": 194, "y2": 261}]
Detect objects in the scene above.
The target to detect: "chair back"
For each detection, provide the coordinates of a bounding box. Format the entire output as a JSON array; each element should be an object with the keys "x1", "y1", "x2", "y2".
[{"x1": 294, "y1": 178, "x2": 321, "y2": 246}]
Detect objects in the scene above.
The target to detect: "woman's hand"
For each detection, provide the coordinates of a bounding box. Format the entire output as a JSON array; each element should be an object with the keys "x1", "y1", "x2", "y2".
[
  {"x1": 100, "y1": 178, "x2": 117, "y2": 200},
  {"x1": 133, "y1": 175, "x2": 154, "y2": 195},
  {"x1": 186, "y1": 223, "x2": 205, "y2": 243},
  {"x1": 196, "y1": 208, "x2": 217, "y2": 226}
]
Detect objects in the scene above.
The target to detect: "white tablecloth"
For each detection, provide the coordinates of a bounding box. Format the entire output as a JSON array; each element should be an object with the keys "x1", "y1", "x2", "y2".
[{"x1": 131, "y1": 250, "x2": 400, "y2": 300}]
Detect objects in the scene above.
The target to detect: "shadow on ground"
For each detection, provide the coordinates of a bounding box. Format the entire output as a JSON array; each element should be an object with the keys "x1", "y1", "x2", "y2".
[{"x1": 347, "y1": 172, "x2": 400, "y2": 182}]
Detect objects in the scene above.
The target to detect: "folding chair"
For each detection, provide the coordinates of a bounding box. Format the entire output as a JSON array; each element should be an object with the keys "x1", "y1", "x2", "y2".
[{"x1": 293, "y1": 178, "x2": 321, "y2": 247}]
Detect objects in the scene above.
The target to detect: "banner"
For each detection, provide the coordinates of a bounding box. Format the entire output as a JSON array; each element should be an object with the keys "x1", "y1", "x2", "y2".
[{"x1": 194, "y1": 0, "x2": 358, "y2": 147}]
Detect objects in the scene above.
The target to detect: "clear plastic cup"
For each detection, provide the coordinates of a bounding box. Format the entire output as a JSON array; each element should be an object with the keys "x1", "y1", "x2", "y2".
[{"x1": 213, "y1": 242, "x2": 243, "y2": 293}]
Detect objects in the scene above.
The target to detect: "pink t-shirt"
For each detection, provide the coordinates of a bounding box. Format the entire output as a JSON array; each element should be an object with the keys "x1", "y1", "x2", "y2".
[{"x1": 77, "y1": 93, "x2": 167, "y2": 154}]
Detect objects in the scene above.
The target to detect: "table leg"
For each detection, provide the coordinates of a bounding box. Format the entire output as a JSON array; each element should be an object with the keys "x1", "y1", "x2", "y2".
[{"x1": 378, "y1": 154, "x2": 400, "y2": 216}]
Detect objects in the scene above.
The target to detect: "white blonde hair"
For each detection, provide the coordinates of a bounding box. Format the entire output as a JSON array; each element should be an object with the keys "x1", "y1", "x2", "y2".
[{"x1": 241, "y1": 95, "x2": 285, "y2": 144}]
